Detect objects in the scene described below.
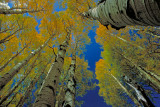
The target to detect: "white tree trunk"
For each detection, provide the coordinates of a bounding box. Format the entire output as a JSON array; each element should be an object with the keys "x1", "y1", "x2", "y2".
[
  {"x1": 83, "y1": 0, "x2": 160, "y2": 29},
  {"x1": 0, "y1": 53, "x2": 40, "y2": 105},
  {"x1": 123, "y1": 75, "x2": 155, "y2": 107},
  {"x1": 34, "y1": 32, "x2": 70, "y2": 107},
  {"x1": 111, "y1": 74, "x2": 141, "y2": 106},
  {"x1": 62, "y1": 51, "x2": 76, "y2": 107},
  {"x1": 0, "y1": 35, "x2": 54, "y2": 91}
]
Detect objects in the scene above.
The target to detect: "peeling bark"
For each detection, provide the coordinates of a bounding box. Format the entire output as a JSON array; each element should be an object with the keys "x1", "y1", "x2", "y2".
[
  {"x1": 34, "y1": 32, "x2": 70, "y2": 107},
  {"x1": 123, "y1": 75, "x2": 155, "y2": 107},
  {"x1": 62, "y1": 49, "x2": 76, "y2": 107},
  {"x1": 83, "y1": 0, "x2": 160, "y2": 29},
  {"x1": 16, "y1": 57, "x2": 52, "y2": 107},
  {"x1": 0, "y1": 35, "x2": 54, "y2": 91},
  {"x1": 0, "y1": 9, "x2": 45, "y2": 14},
  {"x1": 118, "y1": 52, "x2": 160, "y2": 93},
  {"x1": 111, "y1": 74, "x2": 141, "y2": 106},
  {"x1": 0, "y1": 52, "x2": 40, "y2": 105}
]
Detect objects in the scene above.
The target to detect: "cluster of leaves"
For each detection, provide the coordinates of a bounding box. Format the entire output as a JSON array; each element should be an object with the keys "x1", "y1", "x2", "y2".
[
  {"x1": 95, "y1": 23, "x2": 160, "y2": 106},
  {"x1": 0, "y1": 0, "x2": 98, "y2": 106}
]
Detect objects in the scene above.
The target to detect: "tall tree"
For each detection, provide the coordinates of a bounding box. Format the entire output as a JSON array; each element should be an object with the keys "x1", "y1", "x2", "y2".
[
  {"x1": 34, "y1": 29, "x2": 71, "y2": 107},
  {"x1": 82, "y1": 0, "x2": 160, "y2": 29},
  {"x1": 62, "y1": 45, "x2": 77, "y2": 107},
  {"x1": 0, "y1": 52, "x2": 41, "y2": 105},
  {"x1": 123, "y1": 75, "x2": 155, "y2": 107},
  {"x1": 0, "y1": 35, "x2": 54, "y2": 91},
  {"x1": 16, "y1": 56, "x2": 54, "y2": 107},
  {"x1": 95, "y1": 59, "x2": 140, "y2": 106}
]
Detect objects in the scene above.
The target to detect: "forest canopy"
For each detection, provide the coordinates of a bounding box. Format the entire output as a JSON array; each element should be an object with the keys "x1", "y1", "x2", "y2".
[{"x1": 0, "y1": 0, "x2": 160, "y2": 107}]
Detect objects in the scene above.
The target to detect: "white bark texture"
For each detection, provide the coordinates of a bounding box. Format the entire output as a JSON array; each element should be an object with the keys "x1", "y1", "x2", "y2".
[
  {"x1": 84, "y1": 0, "x2": 160, "y2": 29},
  {"x1": 0, "y1": 35, "x2": 53, "y2": 91},
  {"x1": 34, "y1": 32, "x2": 70, "y2": 107},
  {"x1": 0, "y1": 53, "x2": 40, "y2": 105},
  {"x1": 119, "y1": 52, "x2": 160, "y2": 93},
  {"x1": 0, "y1": 9, "x2": 44, "y2": 14},
  {"x1": 62, "y1": 51, "x2": 76, "y2": 107},
  {"x1": 16, "y1": 59, "x2": 51, "y2": 107},
  {"x1": 123, "y1": 75, "x2": 155, "y2": 107},
  {"x1": 111, "y1": 74, "x2": 141, "y2": 106}
]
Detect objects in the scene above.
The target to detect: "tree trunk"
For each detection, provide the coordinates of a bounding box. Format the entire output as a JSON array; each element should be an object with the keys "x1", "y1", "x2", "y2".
[
  {"x1": 0, "y1": 43, "x2": 29, "y2": 72},
  {"x1": 83, "y1": 0, "x2": 160, "y2": 29},
  {"x1": 111, "y1": 74, "x2": 141, "y2": 106},
  {"x1": 123, "y1": 75, "x2": 155, "y2": 107},
  {"x1": 5, "y1": 91, "x2": 18, "y2": 106},
  {"x1": 0, "y1": 28, "x2": 23, "y2": 44},
  {"x1": 34, "y1": 32, "x2": 70, "y2": 107},
  {"x1": 110, "y1": 33, "x2": 143, "y2": 49},
  {"x1": 118, "y1": 51, "x2": 160, "y2": 93},
  {"x1": 0, "y1": 9, "x2": 44, "y2": 14},
  {"x1": 55, "y1": 86, "x2": 64, "y2": 107},
  {"x1": 0, "y1": 52, "x2": 40, "y2": 105},
  {"x1": 0, "y1": 35, "x2": 54, "y2": 91},
  {"x1": 16, "y1": 57, "x2": 52, "y2": 107},
  {"x1": 62, "y1": 49, "x2": 76, "y2": 107}
]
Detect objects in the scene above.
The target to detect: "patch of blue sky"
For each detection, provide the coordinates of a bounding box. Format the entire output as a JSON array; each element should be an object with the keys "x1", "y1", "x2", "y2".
[
  {"x1": 35, "y1": 17, "x2": 42, "y2": 34},
  {"x1": 0, "y1": 48, "x2": 3, "y2": 51},
  {"x1": 31, "y1": 49, "x2": 35, "y2": 52},
  {"x1": 23, "y1": 13, "x2": 33, "y2": 17},
  {"x1": 42, "y1": 51, "x2": 46, "y2": 53},
  {"x1": 0, "y1": 44, "x2": 6, "y2": 51},
  {"x1": 8, "y1": 2, "x2": 13, "y2": 8},
  {"x1": 23, "y1": 13, "x2": 42, "y2": 34},
  {"x1": 129, "y1": 30, "x2": 137, "y2": 41},
  {"x1": 129, "y1": 29, "x2": 143, "y2": 40},
  {"x1": 11, "y1": 78, "x2": 16, "y2": 88},
  {"x1": 19, "y1": 42, "x2": 22, "y2": 47},
  {"x1": 142, "y1": 84, "x2": 160, "y2": 107},
  {"x1": 53, "y1": 1, "x2": 67, "y2": 13},
  {"x1": 81, "y1": 26, "x2": 109, "y2": 107},
  {"x1": 30, "y1": 83, "x2": 38, "y2": 103},
  {"x1": 71, "y1": 34, "x2": 75, "y2": 44}
]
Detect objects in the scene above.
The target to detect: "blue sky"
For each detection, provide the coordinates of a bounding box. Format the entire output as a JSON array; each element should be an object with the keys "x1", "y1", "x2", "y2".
[
  {"x1": 6, "y1": 1, "x2": 160, "y2": 107},
  {"x1": 79, "y1": 27, "x2": 111, "y2": 107}
]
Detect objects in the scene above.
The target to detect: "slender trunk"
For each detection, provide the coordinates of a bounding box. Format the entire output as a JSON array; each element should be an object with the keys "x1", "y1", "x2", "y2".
[
  {"x1": 83, "y1": 0, "x2": 160, "y2": 29},
  {"x1": 123, "y1": 75, "x2": 155, "y2": 107},
  {"x1": 16, "y1": 57, "x2": 52, "y2": 107},
  {"x1": 110, "y1": 33, "x2": 143, "y2": 49},
  {"x1": 111, "y1": 74, "x2": 141, "y2": 106},
  {"x1": 34, "y1": 32, "x2": 70, "y2": 107},
  {"x1": 0, "y1": 19, "x2": 1, "y2": 31},
  {"x1": 55, "y1": 75, "x2": 68, "y2": 107},
  {"x1": 0, "y1": 52, "x2": 40, "y2": 105},
  {"x1": 62, "y1": 50, "x2": 76, "y2": 107},
  {"x1": 0, "y1": 9, "x2": 44, "y2": 14},
  {"x1": 5, "y1": 91, "x2": 18, "y2": 106},
  {"x1": 0, "y1": 43, "x2": 29, "y2": 72},
  {"x1": 0, "y1": 35, "x2": 54, "y2": 91},
  {"x1": 55, "y1": 86, "x2": 64, "y2": 107},
  {"x1": 0, "y1": 28, "x2": 15, "y2": 34},
  {"x1": 118, "y1": 52, "x2": 160, "y2": 93},
  {"x1": 0, "y1": 28, "x2": 23, "y2": 44},
  {"x1": 146, "y1": 32, "x2": 160, "y2": 39}
]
